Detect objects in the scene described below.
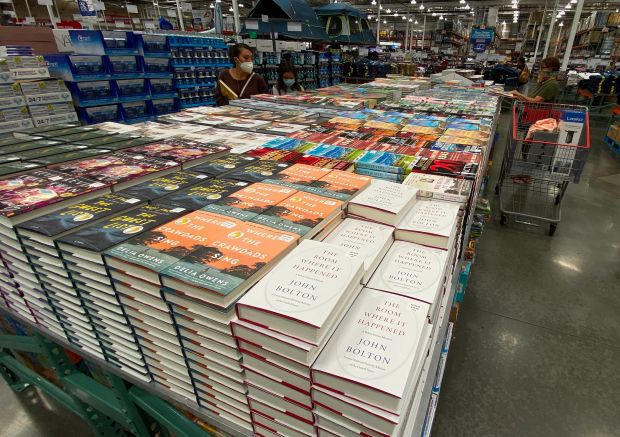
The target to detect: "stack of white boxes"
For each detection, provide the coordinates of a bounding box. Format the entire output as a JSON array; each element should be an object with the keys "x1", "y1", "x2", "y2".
[{"x1": 0, "y1": 52, "x2": 78, "y2": 133}]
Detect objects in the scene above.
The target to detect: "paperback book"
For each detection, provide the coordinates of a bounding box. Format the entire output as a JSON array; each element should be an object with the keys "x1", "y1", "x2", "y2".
[
  {"x1": 117, "y1": 171, "x2": 210, "y2": 202},
  {"x1": 156, "y1": 178, "x2": 249, "y2": 211}
]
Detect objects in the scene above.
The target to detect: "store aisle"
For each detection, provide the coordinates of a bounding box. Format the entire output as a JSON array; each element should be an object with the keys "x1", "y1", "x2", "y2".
[{"x1": 432, "y1": 112, "x2": 620, "y2": 437}]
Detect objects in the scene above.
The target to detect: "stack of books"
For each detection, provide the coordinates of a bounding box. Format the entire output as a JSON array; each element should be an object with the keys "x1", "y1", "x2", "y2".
[
  {"x1": 0, "y1": 169, "x2": 108, "y2": 332},
  {"x1": 312, "y1": 287, "x2": 432, "y2": 436},
  {"x1": 15, "y1": 194, "x2": 144, "y2": 353},
  {"x1": 104, "y1": 209, "x2": 301, "y2": 431},
  {"x1": 235, "y1": 239, "x2": 365, "y2": 436},
  {"x1": 54, "y1": 203, "x2": 188, "y2": 379}
]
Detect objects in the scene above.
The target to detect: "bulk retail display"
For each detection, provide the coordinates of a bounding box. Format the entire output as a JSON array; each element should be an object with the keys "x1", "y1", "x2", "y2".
[
  {"x1": 44, "y1": 30, "x2": 230, "y2": 124},
  {"x1": 0, "y1": 47, "x2": 78, "y2": 134},
  {"x1": 0, "y1": 77, "x2": 501, "y2": 437}
]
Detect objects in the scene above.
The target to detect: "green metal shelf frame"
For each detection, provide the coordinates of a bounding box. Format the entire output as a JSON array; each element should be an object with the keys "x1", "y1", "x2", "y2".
[{"x1": 0, "y1": 324, "x2": 219, "y2": 437}]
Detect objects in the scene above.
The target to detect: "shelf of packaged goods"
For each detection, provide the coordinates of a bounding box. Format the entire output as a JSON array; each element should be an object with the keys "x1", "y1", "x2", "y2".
[{"x1": 0, "y1": 305, "x2": 253, "y2": 437}]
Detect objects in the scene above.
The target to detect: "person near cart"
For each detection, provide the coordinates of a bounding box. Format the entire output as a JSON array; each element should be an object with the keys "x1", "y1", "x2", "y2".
[
  {"x1": 510, "y1": 56, "x2": 560, "y2": 103},
  {"x1": 272, "y1": 61, "x2": 304, "y2": 96},
  {"x1": 516, "y1": 56, "x2": 530, "y2": 91},
  {"x1": 215, "y1": 43, "x2": 269, "y2": 106}
]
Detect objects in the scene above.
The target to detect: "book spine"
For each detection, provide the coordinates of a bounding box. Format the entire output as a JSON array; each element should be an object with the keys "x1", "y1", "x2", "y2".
[
  {"x1": 355, "y1": 168, "x2": 404, "y2": 182},
  {"x1": 354, "y1": 162, "x2": 403, "y2": 174}
]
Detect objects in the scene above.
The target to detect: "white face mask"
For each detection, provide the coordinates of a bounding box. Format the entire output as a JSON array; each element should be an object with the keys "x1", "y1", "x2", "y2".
[{"x1": 240, "y1": 61, "x2": 253, "y2": 74}]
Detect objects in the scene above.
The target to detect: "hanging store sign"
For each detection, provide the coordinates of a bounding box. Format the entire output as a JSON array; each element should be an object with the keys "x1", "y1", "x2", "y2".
[{"x1": 470, "y1": 27, "x2": 494, "y2": 53}]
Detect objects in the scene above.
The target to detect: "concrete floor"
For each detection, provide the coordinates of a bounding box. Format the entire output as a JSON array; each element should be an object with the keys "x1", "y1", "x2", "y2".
[
  {"x1": 0, "y1": 111, "x2": 618, "y2": 437},
  {"x1": 432, "y1": 112, "x2": 620, "y2": 436}
]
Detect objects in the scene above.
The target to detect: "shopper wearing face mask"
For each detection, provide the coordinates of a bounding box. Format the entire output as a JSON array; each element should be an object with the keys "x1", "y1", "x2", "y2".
[
  {"x1": 272, "y1": 61, "x2": 304, "y2": 96},
  {"x1": 215, "y1": 43, "x2": 269, "y2": 106},
  {"x1": 510, "y1": 56, "x2": 561, "y2": 103}
]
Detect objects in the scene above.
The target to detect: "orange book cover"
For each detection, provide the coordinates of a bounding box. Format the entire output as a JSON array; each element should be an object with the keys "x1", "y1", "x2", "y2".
[
  {"x1": 270, "y1": 163, "x2": 332, "y2": 186},
  {"x1": 254, "y1": 191, "x2": 343, "y2": 236},
  {"x1": 311, "y1": 170, "x2": 371, "y2": 196},
  {"x1": 104, "y1": 210, "x2": 224, "y2": 273},
  {"x1": 160, "y1": 215, "x2": 299, "y2": 297},
  {"x1": 218, "y1": 182, "x2": 297, "y2": 214}
]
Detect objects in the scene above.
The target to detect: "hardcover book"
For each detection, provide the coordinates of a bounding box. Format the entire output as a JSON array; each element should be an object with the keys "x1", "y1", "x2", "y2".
[
  {"x1": 269, "y1": 163, "x2": 332, "y2": 186},
  {"x1": 0, "y1": 162, "x2": 42, "y2": 177},
  {"x1": 17, "y1": 193, "x2": 143, "y2": 238},
  {"x1": 253, "y1": 191, "x2": 343, "y2": 237},
  {"x1": 395, "y1": 200, "x2": 460, "y2": 250},
  {"x1": 117, "y1": 171, "x2": 210, "y2": 202},
  {"x1": 104, "y1": 210, "x2": 236, "y2": 282},
  {"x1": 0, "y1": 169, "x2": 108, "y2": 222},
  {"x1": 0, "y1": 139, "x2": 64, "y2": 155},
  {"x1": 225, "y1": 160, "x2": 291, "y2": 183},
  {"x1": 320, "y1": 218, "x2": 394, "y2": 283},
  {"x1": 402, "y1": 173, "x2": 472, "y2": 204},
  {"x1": 56, "y1": 204, "x2": 188, "y2": 254},
  {"x1": 347, "y1": 179, "x2": 418, "y2": 225},
  {"x1": 190, "y1": 155, "x2": 258, "y2": 177},
  {"x1": 310, "y1": 170, "x2": 371, "y2": 197},
  {"x1": 14, "y1": 144, "x2": 89, "y2": 161},
  {"x1": 160, "y1": 178, "x2": 249, "y2": 211},
  {"x1": 236, "y1": 239, "x2": 364, "y2": 345},
  {"x1": 367, "y1": 241, "x2": 449, "y2": 316},
  {"x1": 215, "y1": 182, "x2": 297, "y2": 215},
  {"x1": 312, "y1": 287, "x2": 431, "y2": 413},
  {"x1": 126, "y1": 140, "x2": 228, "y2": 165},
  {"x1": 30, "y1": 149, "x2": 112, "y2": 166},
  {"x1": 160, "y1": 215, "x2": 299, "y2": 308}
]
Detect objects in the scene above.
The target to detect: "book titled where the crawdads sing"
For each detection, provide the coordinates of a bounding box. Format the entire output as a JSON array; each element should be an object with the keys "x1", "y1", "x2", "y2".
[{"x1": 159, "y1": 213, "x2": 299, "y2": 309}]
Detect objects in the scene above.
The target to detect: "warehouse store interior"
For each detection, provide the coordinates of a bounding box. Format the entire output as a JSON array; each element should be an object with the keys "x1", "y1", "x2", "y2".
[{"x1": 0, "y1": 0, "x2": 618, "y2": 436}]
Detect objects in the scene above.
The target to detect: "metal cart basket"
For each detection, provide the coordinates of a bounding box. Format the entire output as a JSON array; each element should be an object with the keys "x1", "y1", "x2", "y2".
[{"x1": 495, "y1": 101, "x2": 590, "y2": 235}]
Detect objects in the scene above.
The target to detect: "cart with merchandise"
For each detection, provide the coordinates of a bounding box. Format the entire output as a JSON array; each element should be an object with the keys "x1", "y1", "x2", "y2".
[{"x1": 495, "y1": 101, "x2": 590, "y2": 235}]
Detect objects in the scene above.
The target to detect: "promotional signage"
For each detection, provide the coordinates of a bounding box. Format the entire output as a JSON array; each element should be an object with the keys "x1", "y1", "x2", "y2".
[{"x1": 470, "y1": 27, "x2": 494, "y2": 53}]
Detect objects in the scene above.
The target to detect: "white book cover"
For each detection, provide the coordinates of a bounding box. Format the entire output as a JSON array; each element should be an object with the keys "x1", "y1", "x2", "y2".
[
  {"x1": 396, "y1": 200, "x2": 460, "y2": 238},
  {"x1": 367, "y1": 241, "x2": 448, "y2": 307},
  {"x1": 321, "y1": 218, "x2": 394, "y2": 283},
  {"x1": 312, "y1": 288, "x2": 430, "y2": 400},
  {"x1": 349, "y1": 179, "x2": 418, "y2": 221},
  {"x1": 403, "y1": 173, "x2": 472, "y2": 203},
  {"x1": 237, "y1": 240, "x2": 364, "y2": 343}
]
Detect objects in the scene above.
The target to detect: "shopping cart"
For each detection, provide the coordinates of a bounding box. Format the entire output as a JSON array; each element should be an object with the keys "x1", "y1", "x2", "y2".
[{"x1": 494, "y1": 101, "x2": 590, "y2": 235}]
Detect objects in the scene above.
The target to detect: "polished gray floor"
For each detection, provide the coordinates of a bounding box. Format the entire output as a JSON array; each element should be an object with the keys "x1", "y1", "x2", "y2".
[
  {"x1": 432, "y1": 112, "x2": 620, "y2": 436},
  {"x1": 0, "y1": 112, "x2": 618, "y2": 437}
]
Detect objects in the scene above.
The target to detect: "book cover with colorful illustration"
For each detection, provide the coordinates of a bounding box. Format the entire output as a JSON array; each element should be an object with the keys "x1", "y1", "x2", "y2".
[
  {"x1": 0, "y1": 170, "x2": 107, "y2": 218},
  {"x1": 311, "y1": 169, "x2": 371, "y2": 196},
  {"x1": 160, "y1": 218, "x2": 299, "y2": 298},
  {"x1": 254, "y1": 191, "x2": 342, "y2": 236},
  {"x1": 104, "y1": 210, "x2": 226, "y2": 272},
  {"x1": 126, "y1": 140, "x2": 228, "y2": 164},
  {"x1": 18, "y1": 193, "x2": 142, "y2": 237},
  {"x1": 216, "y1": 182, "x2": 297, "y2": 215}
]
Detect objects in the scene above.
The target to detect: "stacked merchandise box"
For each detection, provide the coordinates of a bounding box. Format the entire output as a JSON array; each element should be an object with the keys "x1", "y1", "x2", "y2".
[
  {"x1": 0, "y1": 57, "x2": 34, "y2": 133},
  {"x1": 255, "y1": 50, "x2": 318, "y2": 92},
  {"x1": 169, "y1": 35, "x2": 230, "y2": 109},
  {"x1": 45, "y1": 30, "x2": 177, "y2": 124},
  {"x1": 20, "y1": 80, "x2": 78, "y2": 127}
]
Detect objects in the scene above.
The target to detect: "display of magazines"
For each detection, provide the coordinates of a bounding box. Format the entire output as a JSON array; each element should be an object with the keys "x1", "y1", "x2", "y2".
[{"x1": 0, "y1": 80, "x2": 500, "y2": 437}]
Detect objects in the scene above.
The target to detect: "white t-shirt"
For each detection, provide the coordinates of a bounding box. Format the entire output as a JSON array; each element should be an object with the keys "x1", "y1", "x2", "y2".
[{"x1": 272, "y1": 84, "x2": 304, "y2": 96}]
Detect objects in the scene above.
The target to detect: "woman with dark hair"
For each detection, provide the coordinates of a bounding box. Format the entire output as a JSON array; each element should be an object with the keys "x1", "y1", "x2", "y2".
[
  {"x1": 511, "y1": 56, "x2": 560, "y2": 103},
  {"x1": 215, "y1": 43, "x2": 268, "y2": 106},
  {"x1": 273, "y1": 61, "x2": 304, "y2": 96}
]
